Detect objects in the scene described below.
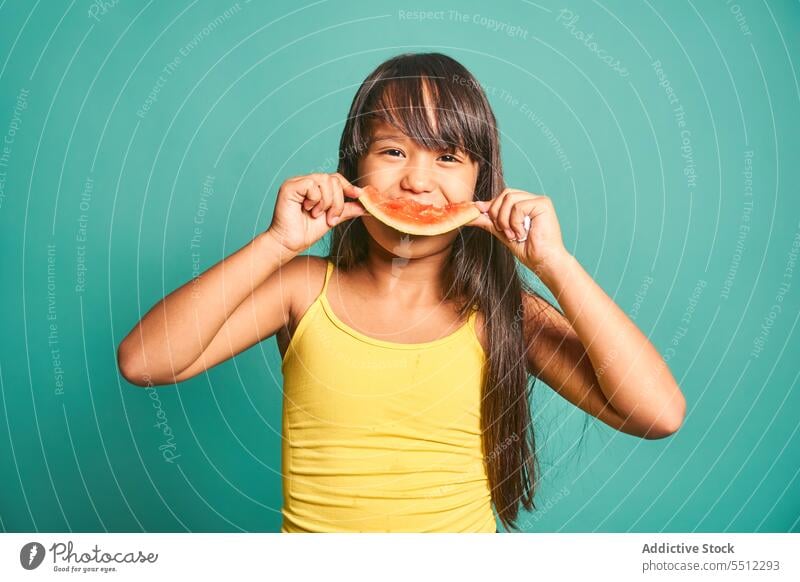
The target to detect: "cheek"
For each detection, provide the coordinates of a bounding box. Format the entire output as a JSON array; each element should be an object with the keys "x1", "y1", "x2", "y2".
[
  {"x1": 443, "y1": 170, "x2": 479, "y2": 203},
  {"x1": 358, "y1": 157, "x2": 398, "y2": 185}
]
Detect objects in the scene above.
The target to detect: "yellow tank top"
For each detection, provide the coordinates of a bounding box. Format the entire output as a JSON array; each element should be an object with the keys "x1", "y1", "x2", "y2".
[{"x1": 280, "y1": 258, "x2": 496, "y2": 532}]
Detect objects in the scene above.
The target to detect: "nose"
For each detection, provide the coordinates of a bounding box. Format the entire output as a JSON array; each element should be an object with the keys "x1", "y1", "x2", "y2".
[{"x1": 400, "y1": 162, "x2": 435, "y2": 194}]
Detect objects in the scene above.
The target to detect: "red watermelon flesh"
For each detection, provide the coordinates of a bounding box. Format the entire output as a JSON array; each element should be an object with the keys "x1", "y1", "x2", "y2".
[{"x1": 358, "y1": 185, "x2": 481, "y2": 236}]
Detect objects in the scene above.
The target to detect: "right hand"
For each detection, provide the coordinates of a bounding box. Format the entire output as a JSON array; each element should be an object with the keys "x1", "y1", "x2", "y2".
[{"x1": 266, "y1": 172, "x2": 367, "y2": 254}]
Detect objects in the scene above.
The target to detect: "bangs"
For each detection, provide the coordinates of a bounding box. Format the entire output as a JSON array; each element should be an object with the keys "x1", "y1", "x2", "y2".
[
  {"x1": 337, "y1": 52, "x2": 502, "y2": 202},
  {"x1": 355, "y1": 74, "x2": 490, "y2": 160}
]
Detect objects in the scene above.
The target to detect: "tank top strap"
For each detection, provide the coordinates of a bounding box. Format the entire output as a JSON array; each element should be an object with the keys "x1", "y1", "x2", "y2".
[
  {"x1": 281, "y1": 259, "x2": 334, "y2": 370},
  {"x1": 466, "y1": 304, "x2": 480, "y2": 331},
  {"x1": 321, "y1": 258, "x2": 335, "y2": 297}
]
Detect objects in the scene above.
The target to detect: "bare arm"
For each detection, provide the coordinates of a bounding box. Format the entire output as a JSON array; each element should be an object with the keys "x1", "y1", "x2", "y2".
[
  {"x1": 529, "y1": 253, "x2": 686, "y2": 439},
  {"x1": 471, "y1": 189, "x2": 685, "y2": 439},
  {"x1": 117, "y1": 172, "x2": 365, "y2": 387},
  {"x1": 522, "y1": 291, "x2": 661, "y2": 439},
  {"x1": 117, "y1": 231, "x2": 297, "y2": 386},
  {"x1": 169, "y1": 253, "x2": 326, "y2": 384}
]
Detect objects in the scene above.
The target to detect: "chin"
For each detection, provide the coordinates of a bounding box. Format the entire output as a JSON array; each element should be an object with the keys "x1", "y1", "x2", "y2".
[{"x1": 362, "y1": 216, "x2": 456, "y2": 259}]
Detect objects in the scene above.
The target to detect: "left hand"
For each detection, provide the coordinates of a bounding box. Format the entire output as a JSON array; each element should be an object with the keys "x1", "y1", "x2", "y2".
[{"x1": 468, "y1": 188, "x2": 569, "y2": 277}]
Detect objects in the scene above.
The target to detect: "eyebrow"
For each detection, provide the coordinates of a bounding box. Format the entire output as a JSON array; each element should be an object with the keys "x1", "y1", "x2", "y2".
[
  {"x1": 371, "y1": 134, "x2": 408, "y2": 142},
  {"x1": 370, "y1": 134, "x2": 465, "y2": 152}
]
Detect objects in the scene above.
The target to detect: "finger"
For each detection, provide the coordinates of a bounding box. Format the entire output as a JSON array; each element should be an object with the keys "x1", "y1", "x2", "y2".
[
  {"x1": 331, "y1": 173, "x2": 361, "y2": 198},
  {"x1": 473, "y1": 199, "x2": 490, "y2": 213},
  {"x1": 304, "y1": 184, "x2": 323, "y2": 212},
  {"x1": 497, "y1": 193, "x2": 518, "y2": 241},
  {"x1": 467, "y1": 211, "x2": 496, "y2": 233},
  {"x1": 328, "y1": 177, "x2": 345, "y2": 226},
  {"x1": 510, "y1": 201, "x2": 532, "y2": 241},
  {"x1": 473, "y1": 196, "x2": 507, "y2": 238},
  {"x1": 469, "y1": 209, "x2": 513, "y2": 243},
  {"x1": 301, "y1": 178, "x2": 321, "y2": 211},
  {"x1": 311, "y1": 174, "x2": 333, "y2": 218},
  {"x1": 487, "y1": 193, "x2": 505, "y2": 216},
  {"x1": 485, "y1": 195, "x2": 504, "y2": 234},
  {"x1": 338, "y1": 199, "x2": 367, "y2": 222}
]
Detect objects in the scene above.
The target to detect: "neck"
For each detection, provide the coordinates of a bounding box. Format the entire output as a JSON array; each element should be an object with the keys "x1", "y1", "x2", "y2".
[{"x1": 358, "y1": 235, "x2": 452, "y2": 308}]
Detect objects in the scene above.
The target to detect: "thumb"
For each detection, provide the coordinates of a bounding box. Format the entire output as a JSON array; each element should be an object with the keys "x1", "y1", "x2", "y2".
[
  {"x1": 337, "y1": 199, "x2": 367, "y2": 222},
  {"x1": 473, "y1": 200, "x2": 490, "y2": 212},
  {"x1": 467, "y1": 209, "x2": 500, "y2": 235}
]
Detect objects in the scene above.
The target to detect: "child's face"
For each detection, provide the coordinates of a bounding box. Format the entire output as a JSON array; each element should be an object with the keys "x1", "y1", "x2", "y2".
[{"x1": 357, "y1": 120, "x2": 480, "y2": 258}]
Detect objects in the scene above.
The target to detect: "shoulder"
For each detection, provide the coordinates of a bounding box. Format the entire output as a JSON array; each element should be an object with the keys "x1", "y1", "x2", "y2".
[
  {"x1": 281, "y1": 255, "x2": 329, "y2": 333},
  {"x1": 280, "y1": 253, "x2": 328, "y2": 282}
]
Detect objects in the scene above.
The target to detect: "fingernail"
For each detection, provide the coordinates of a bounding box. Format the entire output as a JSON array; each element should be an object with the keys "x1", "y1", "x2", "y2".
[
  {"x1": 331, "y1": 216, "x2": 340, "y2": 225},
  {"x1": 505, "y1": 229, "x2": 516, "y2": 240}
]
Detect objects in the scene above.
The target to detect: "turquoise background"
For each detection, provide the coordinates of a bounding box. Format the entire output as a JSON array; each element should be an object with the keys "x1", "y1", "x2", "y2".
[{"x1": 1, "y1": 0, "x2": 798, "y2": 533}]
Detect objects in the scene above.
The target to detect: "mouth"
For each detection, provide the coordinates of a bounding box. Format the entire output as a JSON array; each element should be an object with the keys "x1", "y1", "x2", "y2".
[
  {"x1": 362, "y1": 188, "x2": 475, "y2": 210},
  {"x1": 359, "y1": 185, "x2": 480, "y2": 236}
]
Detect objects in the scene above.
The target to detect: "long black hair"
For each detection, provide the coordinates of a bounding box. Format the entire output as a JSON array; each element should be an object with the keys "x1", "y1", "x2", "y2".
[{"x1": 327, "y1": 52, "x2": 547, "y2": 531}]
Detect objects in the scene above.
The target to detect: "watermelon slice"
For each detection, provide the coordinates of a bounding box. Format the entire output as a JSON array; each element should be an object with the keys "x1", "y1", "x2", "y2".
[{"x1": 357, "y1": 185, "x2": 481, "y2": 236}]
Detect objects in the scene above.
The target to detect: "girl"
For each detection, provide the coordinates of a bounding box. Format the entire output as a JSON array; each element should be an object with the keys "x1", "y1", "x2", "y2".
[{"x1": 118, "y1": 53, "x2": 686, "y2": 533}]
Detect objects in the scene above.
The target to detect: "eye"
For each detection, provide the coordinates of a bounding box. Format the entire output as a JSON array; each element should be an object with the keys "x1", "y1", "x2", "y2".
[
  {"x1": 438, "y1": 153, "x2": 461, "y2": 163},
  {"x1": 381, "y1": 148, "x2": 405, "y2": 157}
]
